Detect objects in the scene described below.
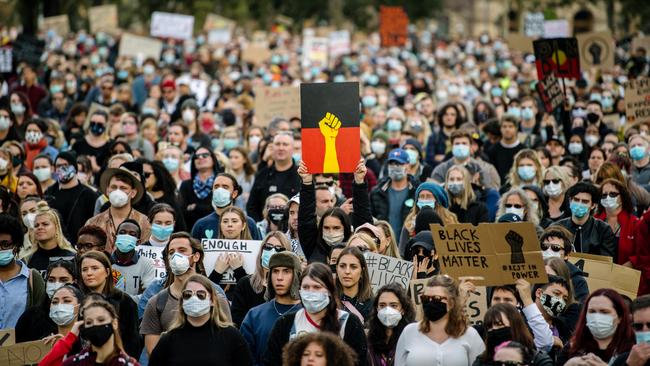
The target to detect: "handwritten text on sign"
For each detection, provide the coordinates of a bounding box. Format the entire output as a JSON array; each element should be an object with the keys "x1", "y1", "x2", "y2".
[
  {"x1": 201, "y1": 239, "x2": 263, "y2": 284},
  {"x1": 625, "y1": 77, "x2": 650, "y2": 124},
  {"x1": 432, "y1": 223, "x2": 547, "y2": 286},
  {"x1": 136, "y1": 246, "x2": 167, "y2": 281},
  {"x1": 254, "y1": 85, "x2": 301, "y2": 126},
  {"x1": 364, "y1": 252, "x2": 414, "y2": 293},
  {"x1": 0, "y1": 340, "x2": 52, "y2": 366}
]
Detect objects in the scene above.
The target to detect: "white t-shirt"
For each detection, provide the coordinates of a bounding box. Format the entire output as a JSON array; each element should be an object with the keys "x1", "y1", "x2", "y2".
[{"x1": 395, "y1": 323, "x2": 485, "y2": 366}]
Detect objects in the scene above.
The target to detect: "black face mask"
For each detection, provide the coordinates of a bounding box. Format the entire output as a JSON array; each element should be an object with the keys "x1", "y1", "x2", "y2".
[
  {"x1": 422, "y1": 300, "x2": 447, "y2": 322},
  {"x1": 487, "y1": 326, "x2": 512, "y2": 351},
  {"x1": 80, "y1": 323, "x2": 114, "y2": 347},
  {"x1": 586, "y1": 112, "x2": 600, "y2": 124},
  {"x1": 268, "y1": 208, "x2": 286, "y2": 225}
]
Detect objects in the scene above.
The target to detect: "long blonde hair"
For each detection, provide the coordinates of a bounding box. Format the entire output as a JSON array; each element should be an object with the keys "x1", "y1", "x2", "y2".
[
  {"x1": 346, "y1": 232, "x2": 377, "y2": 252},
  {"x1": 419, "y1": 275, "x2": 468, "y2": 337},
  {"x1": 506, "y1": 149, "x2": 544, "y2": 187},
  {"x1": 445, "y1": 165, "x2": 476, "y2": 210},
  {"x1": 170, "y1": 274, "x2": 232, "y2": 330},
  {"x1": 375, "y1": 220, "x2": 401, "y2": 259},
  {"x1": 249, "y1": 231, "x2": 291, "y2": 293},
  {"x1": 496, "y1": 188, "x2": 540, "y2": 225},
  {"x1": 24, "y1": 201, "x2": 74, "y2": 258},
  {"x1": 404, "y1": 205, "x2": 458, "y2": 235},
  {"x1": 218, "y1": 206, "x2": 252, "y2": 240}
]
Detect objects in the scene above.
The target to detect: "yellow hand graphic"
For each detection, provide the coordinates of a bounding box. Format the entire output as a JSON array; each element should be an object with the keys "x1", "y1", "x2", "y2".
[{"x1": 319, "y1": 112, "x2": 342, "y2": 140}]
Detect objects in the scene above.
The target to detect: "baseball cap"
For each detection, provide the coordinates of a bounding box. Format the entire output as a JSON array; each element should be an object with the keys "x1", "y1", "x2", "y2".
[{"x1": 387, "y1": 148, "x2": 409, "y2": 165}]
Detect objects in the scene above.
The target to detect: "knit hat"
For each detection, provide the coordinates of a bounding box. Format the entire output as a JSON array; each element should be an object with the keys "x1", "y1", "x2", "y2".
[
  {"x1": 265, "y1": 251, "x2": 302, "y2": 301},
  {"x1": 56, "y1": 150, "x2": 77, "y2": 167},
  {"x1": 161, "y1": 79, "x2": 176, "y2": 90},
  {"x1": 269, "y1": 251, "x2": 301, "y2": 271},
  {"x1": 410, "y1": 231, "x2": 435, "y2": 253},
  {"x1": 371, "y1": 130, "x2": 389, "y2": 144},
  {"x1": 181, "y1": 98, "x2": 199, "y2": 112},
  {"x1": 402, "y1": 138, "x2": 423, "y2": 157},
  {"x1": 415, "y1": 182, "x2": 449, "y2": 208}
]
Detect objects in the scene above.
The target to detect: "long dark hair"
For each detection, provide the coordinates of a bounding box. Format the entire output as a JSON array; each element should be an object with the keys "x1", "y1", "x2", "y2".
[
  {"x1": 317, "y1": 208, "x2": 352, "y2": 251},
  {"x1": 142, "y1": 159, "x2": 177, "y2": 196},
  {"x1": 367, "y1": 283, "x2": 415, "y2": 356},
  {"x1": 190, "y1": 147, "x2": 221, "y2": 178},
  {"x1": 335, "y1": 247, "x2": 372, "y2": 302},
  {"x1": 480, "y1": 303, "x2": 534, "y2": 361},
  {"x1": 300, "y1": 263, "x2": 340, "y2": 334}
]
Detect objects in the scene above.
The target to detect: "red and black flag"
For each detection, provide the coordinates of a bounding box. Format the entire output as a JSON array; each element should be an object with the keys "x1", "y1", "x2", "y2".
[
  {"x1": 300, "y1": 82, "x2": 360, "y2": 174},
  {"x1": 533, "y1": 37, "x2": 581, "y2": 80}
]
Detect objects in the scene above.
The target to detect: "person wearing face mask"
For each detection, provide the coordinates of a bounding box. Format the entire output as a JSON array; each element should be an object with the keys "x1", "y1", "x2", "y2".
[
  {"x1": 256, "y1": 194, "x2": 289, "y2": 237},
  {"x1": 502, "y1": 149, "x2": 544, "y2": 194},
  {"x1": 264, "y1": 263, "x2": 368, "y2": 366},
  {"x1": 148, "y1": 274, "x2": 252, "y2": 366},
  {"x1": 132, "y1": 58, "x2": 161, "y2": 108},
  {"x1": 365, "y1": 131, "x2": 390, "y2": 178},
  {"x1": 629, "y1": 135, "x2": 650, "y2": 188},
  {"x1": 23, "y1": 118, "x2": 58, "y2": 171},
  {"x1": 61, "y1": 298, "x2": 140, "y2": 365},
  {"x1": 395, "y1": 275, "x2": 485, "y2": 366},
  {"x1": 85, "y1": 166, "x2": 150, "y2": 252},
  {"x1": 425, "y1": 104, "x2": 462, "y2": 166},
  {"x1": 560, "y1": 289, "x2": 634, "y2": 366},
  {"x1": 33, "y1": 154, "x2": 56, "y2": 192},
  {"x1": 405, "y1": 230, "x2": 440, "y2": 280},
  {"x1": 555, "y1": 182, "x2": 617, "y2": 260},
  {"x1": 241, "y1": 251, "x2": 303, "y2": 365},
  {"x1": 611, "y1": 295, "x2": 650, "y2": 366},
  {"x1": 71, "y1": 110, "x2": 111, "y2": 174},
  {"x1": 142, "y1": 203, "x2": 177, "y2": 247},
  {"x1": 518, "y1": 96, "x2": 543, "y2": 148},
  {"x1": 585, "y1": 100, "x2": 612, "y2": 137},
  {"x1": 401, "y1": 139, "x2": 432, "y2": 184},
  {"x1": 38, "y1": 285, "x2": 85, "y2": 366},
  {"x1": 445, "y1": 165, "x2": 490, "y2": 225},
  {"x1": 120, "y1": 113, "x2": 154, "y2": 160},
  {"x1": 366, "y1": 283, "x2": 415, "y2": 366},
  {"x1": 383, "y1": 107, "x2": 405, "y2": 143},
  {"x1": 110, "y1": 219, "x2": 155, "y2": 302},
  {"x1": 180, "y1": 98, "x2": 212, "y2": 150},
  {"x1": 0, "y1": 106, "x2": 21, "y2": 146},
  {"x1": 528, "y1": 276, "x2": 572, "y2": 357},
  {"x1": 487, "y1": 114, "x2": 526, "y2": 183}
]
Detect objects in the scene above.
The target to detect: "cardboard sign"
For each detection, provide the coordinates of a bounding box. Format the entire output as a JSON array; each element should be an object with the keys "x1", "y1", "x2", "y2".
[
  {"x1": 40, "y1": 15, "x2": 70, "y2": 36},
  {"x1": 242, "y1": 46, "x2": 271, "y2": 64},
  {"x1": 135, "y1": 246, "x2": 167, "y2": 282},
  {"x1": 568, "y1": 253, "x2": 641, "y2": 298},
  {"x1": 328, "y1": 30, "x2": 351, "y2": 59},
  {"x1": 536, "y1": 73, "x2": 564, "y2": 113},
  {"x1": 0, "y1": 330, "x2": 14, "y2": 347},
  {"x1": 524, "y1": 12, "x2": 545, "y2": 37},
  {"x1": 379, "y1": 6, "x2": 409, "y2": 48},
  {"x1": 89, "y1": 5, "x2": 118, "y2": 33},
  {"x1": 543, "y1": 19, "x2": 570, "y2": 38},
  {"x1": 506, "y1": 34, "x2": 534, "y2": 54},
  {"x1": 301, "y1": 82, "x2": 360, "y2": 174},
  {"x1": 204, "y1": 14, "x2": 236, "y2": 32},
  {"x1": 0, "y1": 47, "x2": 11, "y2": 73},
  {"x1": 253, "y1": 85, "x2": 301, "y2": 126},
  {"x1": 0, "y1": 340, "x2": 52, "y2": 366},
  {"x1": 150, "y1": 12, "x2": 194, "y2": 40},
  {"x1": 409, "y1": 278, "x2": 428, "y2": 321},
  {"x1": 409, "y1": 279, "x2": 487, "y2": 324},
  {"x1": 201, "y1": 239, "x2": 263, "y2": 284},
  {"x1": 533, "y1": 38, "x2": 581, "y2": 80},
  {"x1": 302, "y1": 36, "x2": 328, "y2": 68},
  {"x1": 577, "y1": 32, "x2": 615, "y2": 70},
  {"x1": 632, "y1": 36, "x2": 650, "y2": 52},
  {"x1": 252, "y1": 31, "x2": 269, "y2": 48},
  {"x1": 432, "y1": 223, "x2": 548, "y2": 286},
  {"x1": 119, "y1": 33, "x2": 163, "y2": 60},
  {"x1": 364, "y1": 252, "x2": 414, "y2": 293},
  {"x1": 624, "y1": 77, "x2": 650, "y2": 124}
]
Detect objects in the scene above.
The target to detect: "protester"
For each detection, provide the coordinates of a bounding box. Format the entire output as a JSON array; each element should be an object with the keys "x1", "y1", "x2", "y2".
[
  {"x1": 282, "y1": 332, "x2": 357, "y2": 366},
  {"x1": 111, "y1": 219, "x2": 155, "y2": 301},
  {"x1": 335, "y1": 246, "x2": 373, "y2": 322},
  {"x1": 445, "y1": 164, "x2": 489, "y2": 225},
  {"x1": 23, "y1": 201, "x2": 76, "y2": 274},
  {"x1": 38, "y1": 285, "x2": 85, "y2": 366}
]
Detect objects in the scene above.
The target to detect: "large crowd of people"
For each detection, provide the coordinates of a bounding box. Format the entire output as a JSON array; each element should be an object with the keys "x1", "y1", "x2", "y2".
[{"x1": 0, "y1": 18, "x2": 650, "y2": 366}]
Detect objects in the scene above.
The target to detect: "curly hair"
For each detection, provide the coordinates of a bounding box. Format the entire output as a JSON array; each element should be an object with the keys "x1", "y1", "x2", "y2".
[{"x1": 281, "y1": 331, "x2": 357, "y2": 366}]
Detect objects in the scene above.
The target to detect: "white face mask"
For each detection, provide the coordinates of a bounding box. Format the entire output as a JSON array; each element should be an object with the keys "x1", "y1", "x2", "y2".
[
  {"x1": 169, "y1": 252, "x2": 191, "y2": 275},
  {"x1": 46, "y1": 281, "x2": 65, "y2": 298},
  {"x1": 542, "y1": 249, "x2": 562, "y2": 260},
  {"x1": 322, "y1": 231, "x2": 345, "y2": 246},
  {"x1": 377, "y1": 306, "x2": 402, "y2": 328},
  {"x1": 505, "y1": 207, "x2": 525, "y2": 219},
  {"x1": 49, "y1": 303, "x2": 76, "y2": 326},
  {"x1": 544, "y1": 182, "x2": 563, "y2": 197},
  {"x1": 586, "y1": 313, "x2": 617, "y2": 339},
  {"x1": 22, "y1": 212, "x2": 36, "y2": 230},
  {"x1": 108, "y1": 189, "x2": 130, "y2": 208},
  {"x1": 182, "y1": 109, "x2": 196, "y2": 123},
  {"x1": 182, "y1": 295, "x2": 211, "y2": 317},
  {"x1": 0, "y1": 158, "x2": 8, "y2": 170}
]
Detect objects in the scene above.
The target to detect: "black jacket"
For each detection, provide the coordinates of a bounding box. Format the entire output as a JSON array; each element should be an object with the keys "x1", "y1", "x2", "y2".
[
  {"x1": 554, "y1": 216, "x2": 617, "y2": 262},
  {"x1": 230, "y1": 274, "x2": 265, "y2": 327},
  {"x1": 566, "y1": 260, "x2": 589, "y2": 304},
  {"x1": 299, "y1": 181, "x2": 373, "y2": 263},
  {"x1": 369, "y1": 176, "x2": 418, "y2": 224},
  {"x1": 178, "y1": 178, "x2": 214, "y2": 231},
  {"x1": 246, "y1": 161, "x2": 301, "y2": 222},
  {"x1": 106, "y1": 289, "x2": 142, "y2": 358},
  {"x1": 449, "y1": 200, "x2": 490, "y2": 226}
]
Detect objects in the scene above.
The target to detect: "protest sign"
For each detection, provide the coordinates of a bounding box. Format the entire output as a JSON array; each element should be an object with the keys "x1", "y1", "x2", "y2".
[
  {"x1": 253, "y1": 85, "x2": 301, "y2": 126},
  {"x1": 409, "y1": 279, "x2": 487, "y2": 324},
  {"x1": 135, "y1": 245, "x2": 167, "y2": 282},
  {"x1": 302, "y1": 36, "x2": 328, "y2": 68},
  {"x1": 379, "y1": 6, "x2": 409, "y2": 48},
  {"x1": 119, "y1": 33, "x2": 163, "y2": 60},
  {"x1": 204, "y1": 14, "x2": 235, "y2": 44},
  {"x1": 252, "y1": 31, "x2": 269, "y2": 48},
  {"x1": 568, "y1": 253, "x2": 641, "y2": 298},
  {"x1": 365, "y1": 252, "x2": 414, "y2": 293},
  {"x1": 409, "y1": 278, "x2": 428, "y2": 321},
  {"x1": 0, "y1": 330, "x2": 14, "y2": 347},
  {"x1": 536, "y1": 73, "x2": 564, "y2": 113},
  {"x1": 0, "y1": 47, "x2": 11, "y2": 73},
  {"x1": 524, "y1": 12, "x2": 544, "y2": 37},
  {"x1": 301, "y1": 82, "x2": 360, "y2": 174},
  {"x1": 328, "y1": 30, "x2": 351, "y2": 59},
  {"x1": 40, "y1": 15, "x2": 70, "y2": 36},
  {"x1": 533, "y1": 38, "x2": 581, "y2": 80},
  {"x1": 577, "y1": 32, "x2": 615, "y2": 70},
  {"x1": 543, "y1": 19, "x2": 570, "y2": 38},
  {"x1": 624, "y1": 77, "x2": 650, "y2": 124},
  {"x1": 432, "y1": 222, "x2": 548, "y2": 287},
  {"x1": 242, "y1": 46, "x2": 271, "y2": 64},
  {"x1": 150, "y1": 12, "x2": 194, "y2": 40},
  {"x1": 201, "y1": 239, "x2": 263, "y2": 284},
  {"x1": 89, "y1": 5, "x2": 118, "y2": 33},
  {"x1": 632, "y1": 36, "x2": 650, "y2": 52},
  {"x1": 0, "y1": 340, "x2": 52, "y2": 366},
  {"x1": 505, "y1": 34, "x2": 534, "y2": 54}
]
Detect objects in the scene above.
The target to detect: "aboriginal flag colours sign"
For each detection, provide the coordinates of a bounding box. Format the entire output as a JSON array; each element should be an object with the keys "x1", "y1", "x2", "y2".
[
  {"x1": 533, "y1": 37, "x2": 581, "y2": 80},
  {"x1": 301, "y1": 82, "x2": 360, "y2": 174}
]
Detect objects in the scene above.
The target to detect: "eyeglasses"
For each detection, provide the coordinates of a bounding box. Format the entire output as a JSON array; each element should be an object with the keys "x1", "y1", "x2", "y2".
[
  {"x1": 602, "y1": 192, "x2": 620, "y2": 198},
  {"x1": 0, "y1": 241, "x2": 14, "y2": 250},
  {"x1": 504, "y1": 204, "x2": 523, "y2": 209},
  {"x1": 541, "y1": 242, "x2": 563, "y2": 252},
  {"x1": 182, "y1": 289, "x2": 209, "y2": 301},
  {"x1": 263, "y1": 244, "x2": 286, "y2": 252},
  {"x1": 76, "y1": 242, "x2": 103, "y2": 251},
  {"x1": 543, "y1": 179, "x2": 561, "y2": 185},
  {"x1": 633, "y1": 322, "x2": 650, "y2": 331},
  {"x1": 195, "y1": 153, "x2": 210, "y2": 160},
  {"x1": 420, "y1": 295, "x2": 448, "y2": 304}
]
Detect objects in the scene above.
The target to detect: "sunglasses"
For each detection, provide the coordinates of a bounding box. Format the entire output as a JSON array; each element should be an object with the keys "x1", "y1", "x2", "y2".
[
  {"x1": 420, "y1": 295, "x2": 448, "y2": 304},
  {"x1": 601, "y1": 192, "x2": 620, "y2": 198},
  {"x1": 263, "y1": 244, "x2": 286, "y2": 252},
  {"x1": 195, "y1": 153, "x2": 210, "y2": 159},
  {"x1": 541, "y1": 243, "x2": 563, "y2": 252},
  {"x1": 633, "y1": 322, "x2": 650, "y2": 331},
  {"x1": 182, "y1": 289, "x2": 209, "y2": 301},
  {"x1": 543, "y1": 179, "x2": 561, "y2": 185},
  {"x1": 504, "y1": 204, "x2": 523, "y2": 209}
]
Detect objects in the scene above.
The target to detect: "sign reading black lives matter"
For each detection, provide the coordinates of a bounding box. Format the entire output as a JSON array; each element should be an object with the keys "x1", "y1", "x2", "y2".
[
  {"x1": 364, "y1": 252, "x2": 414, "y2": 293},
  {"x1": 431, "y1": 223, "x2": 548, "y2": 287}
]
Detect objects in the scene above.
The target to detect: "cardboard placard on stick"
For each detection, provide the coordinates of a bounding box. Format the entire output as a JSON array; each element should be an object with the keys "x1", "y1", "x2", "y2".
[
  {"x1": 536, "y1": 73, "x2": 564, "y2": 113},
  {"x1": 0, "y1": 340, "x2": 52, "y2": 366},
  {"x1": 568, "y1": 253, "x2": 641, "y2": 298},
  {"x1": 301, "y1": 82, "x2": 360, "y2": 174},
  {"x1": 365, "y1": 252, "x2": 414, "y2": 293},
  {"x1": 624, "y1": 77, "x2": 650, "y2": 124},
  {"x1": 150, "y1": 12, "x2": 194, "y2": 40},
  {"x1": 201, "y1": 239, "x2": 263, "y2": 284},
  {"x1": 534, "y1": 38, "x2": 581, "y2": 80},
  {"x1": 253, "y1": 85, "x2": 300, "y2": 126},
  {"x1": 432, "y1": 223, "x2": 548, "y2": 286},
  {"x1": 577, "y1": 32, "x2": 615, "y2": 71},
  {"x1": 379, "y1": 6, "x2": 409, "y2": 48},
  {"x1": 0, "y1": 330, "x2": 14, "y2": 347},
  {"x1": 119, "y1": 33, "x2": 163, "y2": 60},
  {"x1": 506, "y1": 34, "x2": 534, "y2": 54},
  {"x1": 543, "y1": 19, "x2": 570, "y2": 38},
  {"x1": 39, "y1": 15, "x2": 70, "y2": 36},
  {"x1": 302, "y1": 36, "x2": 328, "y2": 68},
  {"x1": 89, "y1": 5, "x2": 118, "y2": 33}
]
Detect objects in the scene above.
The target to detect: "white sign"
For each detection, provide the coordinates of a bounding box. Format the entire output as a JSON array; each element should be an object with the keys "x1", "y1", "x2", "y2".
[
  {"x1": 543, "y1": 20, "x2": 570, "y2": 38},
  {"x1": 328, "y1": 30, "x2": 351, "y2": 59},
  {"x1": 524, "y1": 12, "x2": 545, "y2": 37},
  {"x1": 119, "y1": 33, "x2": 163, "y2": 60},
  {"x1": 302, "y1": 37, "x2": 329, "y2": 68},
  {"x1": 201, "y1": 239, "x2": 263, "y2": 284},
  {"x1": 136, "y1": 246, "x2": 167, "y2": 282},
  {"x1": 364, "y1": 252, "x2": 414, "y2": 293},
  {"x1": 150, "y1": 12, "x2": 195, "y2": 40}
]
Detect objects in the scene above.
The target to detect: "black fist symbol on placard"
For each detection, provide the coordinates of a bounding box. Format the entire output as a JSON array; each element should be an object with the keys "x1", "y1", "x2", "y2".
[
  {"x1": 588, "y1": 42, "x2": 603, "y2": 65},
  {"x1": 505, "y1": 230, "x2": 525, "y2": 264}
]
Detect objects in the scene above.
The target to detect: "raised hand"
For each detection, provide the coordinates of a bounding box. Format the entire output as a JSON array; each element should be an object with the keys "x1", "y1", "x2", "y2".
[{"x1": 353, "y1": 159, "x2": 367, "y2": 184}]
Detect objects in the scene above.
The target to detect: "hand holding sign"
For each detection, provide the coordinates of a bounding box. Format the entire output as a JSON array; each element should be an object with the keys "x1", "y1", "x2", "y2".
[
  {"x1": 215, "y1": 253, "x2": 230, "y2": 274},
  {"x1": 228, "y1": 252, "x2": 244, "y2": 269},
  {"x1": 515, "y1": 279, "x2": 534, "y2": 307},
  {"x1": 319, "y1": 112, "x2": 342, "y2": 173}
]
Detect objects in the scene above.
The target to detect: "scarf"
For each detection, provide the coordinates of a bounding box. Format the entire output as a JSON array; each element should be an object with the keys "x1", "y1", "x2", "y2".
[{"x1": 193, "y1": 174, "x2": 215, "y2": 200}]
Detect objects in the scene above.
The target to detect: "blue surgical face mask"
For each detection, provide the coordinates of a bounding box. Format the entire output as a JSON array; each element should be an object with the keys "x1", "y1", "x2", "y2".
[
  {"x1": 570, "y1": 201, "x2": 590, "y2": 219},
  {"x1": 300, "y1": 290, "x2": 330, "y2": 313},
  {"x1": 0, "y1": 249, "x2": 14, "y2": 266},
  {"x1": 521, "y1": 107, "x2": 534, "y2": 120},
  {"x1": 405, "y1": 150, "x2": 418, "y2": 165},
  {"x1": 223, "y1": 138, "x2": 239, "y2": 150},
  {"x1": 163, "y1": 157, "x2": 180, "y2": 172},
  {"x1": 452, "y1": 144, "x2": 470, "y2": 159},
  {"x1": 386, "y1": 119, "x2": 402, "y2": 132},
  {"x1": 292, "y1": 153, "x2": 302, "y2": 164},
  {"x1": 631, "y1": 146, "x2": 647, "y2": 161},
  {"x1": 151, "y1": 224, "x2": 174, "y2": 241},
  {"x1": 517, "y1": 166, "x2": 536, "y2": 181},
  {"x1": 212, "y1": 187, "x2": 232, "y2": 208},
  {"x1": 507, "y1": 107, "x2": 521, "y2": 119},
  {"x1": 115, "y1": 234, "x2": 138, "y2": 253},
  {"x1": 261, "y1": 249, "x2": 275, "y2": 269},
  {"x1": 636, "y1": 331, "x2": 650, "y2": 344},
  {"x1": 417, "y1": 200, "x2": 435, "y2": 209},
  {"x1": 362, "y1": 95, "x2": 377, "y2": 108}
]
